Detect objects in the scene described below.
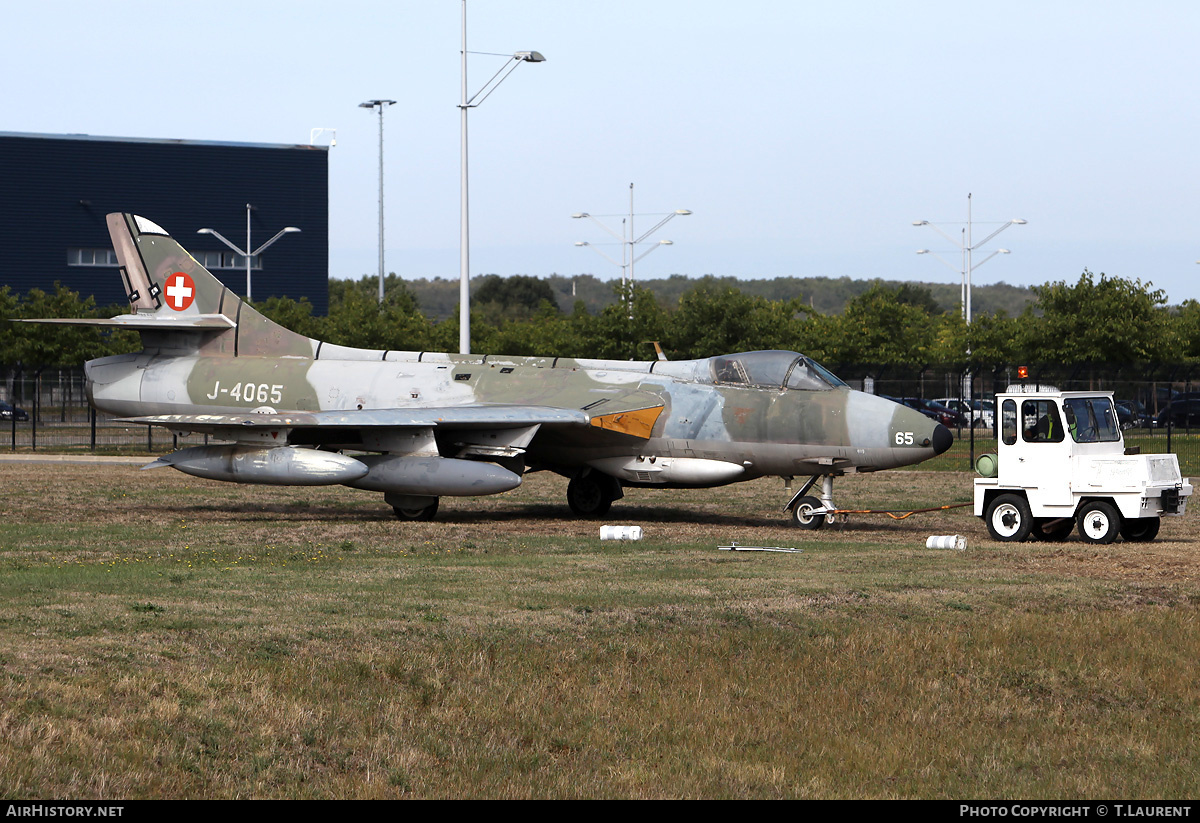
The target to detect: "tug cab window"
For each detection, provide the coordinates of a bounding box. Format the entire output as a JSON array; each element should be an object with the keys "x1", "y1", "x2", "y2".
[
  {"x1": 1002, "y1": 399, "x2": 1018, "y2": 445},
  {"x1": 1022, "y1": 399, "x2": 1064, "y2": 443},
  {"x1": 1063, "y1": 397, "x2": 1121, "y2": 443}
]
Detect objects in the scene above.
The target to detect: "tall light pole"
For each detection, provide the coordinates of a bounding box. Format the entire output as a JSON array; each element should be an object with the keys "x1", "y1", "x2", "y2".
[
  {"x1": 360, "y1": 99, "x2": 396, "y2": 305},
  {"x1": 459, "y1": 0, "x2": 545, "y2": 354},
  {"x1": 197, "y1": 206, "x2": 300, "y2": 302},
  {"x1": 913, "y1": 193, "x2": 1026, "y2": 323},
  {"x1": 574, "y1": 183, "x2": 691, "y2": 316}
]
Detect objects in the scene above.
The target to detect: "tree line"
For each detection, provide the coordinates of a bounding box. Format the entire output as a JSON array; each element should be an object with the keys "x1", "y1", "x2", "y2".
[
  {"x1": 404, "y1": 272, "x2": 1039, "y2": 322},
  {"x1": 3, "y1": 269, "x2": 1199, "y2": 370}
]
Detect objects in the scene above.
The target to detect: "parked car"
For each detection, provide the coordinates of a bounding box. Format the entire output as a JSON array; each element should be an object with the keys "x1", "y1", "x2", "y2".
[
  {"x1": 899, "y1": 397, "x2": 966, "y2": 428},
  {"x1": 1156, "y1": 399, "x2": 1200, "y2": 429},
  {"x1": 934, "y1": 397, "x2": 995, "y2": 429},
  {"x1": 1115, "y1": 399, "x2": 1155, "y2": 430},
  {"x1": 0, "y1": 402, "x2": 29, "y2": 422}
]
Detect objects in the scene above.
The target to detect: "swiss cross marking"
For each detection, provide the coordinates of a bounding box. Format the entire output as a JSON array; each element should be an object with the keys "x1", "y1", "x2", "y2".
[{"x1": 165, "y1": 272, "x2": 195, "y2": 311}]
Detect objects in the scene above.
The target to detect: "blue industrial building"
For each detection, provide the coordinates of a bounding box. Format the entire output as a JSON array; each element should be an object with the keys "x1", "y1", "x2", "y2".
[{"x1": 0, "y1": 132, "x2": 329, "y2": 314}]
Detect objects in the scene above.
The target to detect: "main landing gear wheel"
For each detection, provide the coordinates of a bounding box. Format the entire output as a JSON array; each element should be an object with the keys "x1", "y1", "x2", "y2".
[
  {"x1": 567, "y1": 474, "x2": 615, "y2": 517},
  {"x1": 392, "y1": 498, "x2": 440, "y2": 522},
  {"x1": 1077, "y1": 500, "x2": 1120, "y2": 544},
  {"x1": 985, "y1": 493, "x2": 1033, "y2": 542},
  {"x1": 1119, "y1": 516, "x2": 1161, "y2": 542},
  {"x1": 791, "y1": 495, "x2": 826, "y2": 530}
]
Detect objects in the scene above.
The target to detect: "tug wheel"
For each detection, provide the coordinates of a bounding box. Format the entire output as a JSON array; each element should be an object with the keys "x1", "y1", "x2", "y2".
[
  {"x1": 1031, "y1": 517, "x2": 1074, "y2": 542},
  {"x1": 985, "y1": 494, "x2": 1033, "y2": 542},
  {"x1": 1077, "y1": 500, "x2": 1121, "y2": 544},
  {"x1": 1119, "y1": 516, "x2": 1160, "y2": 542}
]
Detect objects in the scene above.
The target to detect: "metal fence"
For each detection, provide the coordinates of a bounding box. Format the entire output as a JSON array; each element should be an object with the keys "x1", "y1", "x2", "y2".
[
  {"x1": 1, "y1": 366, "x2": 216, "y2": 453},
  {"x1": 4, "y1": 363, "x2": 1199, "y2": 475},
  {"x1": 835, "y1": 362, "x2": 1200, "y2": 475}
]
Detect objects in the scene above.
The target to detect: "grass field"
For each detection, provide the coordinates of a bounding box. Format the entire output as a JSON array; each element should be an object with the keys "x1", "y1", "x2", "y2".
[{"x1": 1, "y1": 463, "x2": 1198, "y2": 798}]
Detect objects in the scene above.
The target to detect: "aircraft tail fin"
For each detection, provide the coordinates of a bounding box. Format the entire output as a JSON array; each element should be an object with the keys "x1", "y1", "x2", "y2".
[
  {"x1": 105, "y1": 213, "x2": 315, "y2": 357},
  {"x1": 109, "y1": 213, "x2": 231, "y2": 316}
]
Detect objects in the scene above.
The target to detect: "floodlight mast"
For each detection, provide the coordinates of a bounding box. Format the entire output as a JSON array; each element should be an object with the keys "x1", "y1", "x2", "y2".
[
  {"x1": 459, "y1": 0, "x2": 546, "y2": 354},
  {"x1": 197, "y1": 205, "x2": 300, "y2": 302},
  {"x1": 573, "y1": 183, "x2": 691, "y2": 317},
  {"x1": 360, "y1": 99, "x2": 396, "y2": 305},
  {"x1": 913, "y1": 193, "x2": 1025, "y2": 323}
]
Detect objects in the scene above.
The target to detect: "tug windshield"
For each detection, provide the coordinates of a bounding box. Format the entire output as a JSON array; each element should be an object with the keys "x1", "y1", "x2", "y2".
[{"x1": 1063, "y1": 397, "x2": 1121, "y2": 443}]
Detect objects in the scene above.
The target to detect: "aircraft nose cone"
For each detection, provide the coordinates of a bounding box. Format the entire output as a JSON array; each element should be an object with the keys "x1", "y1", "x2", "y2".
[{"x1": 931, "y1": 423, "x2": 953, "y2": 455}]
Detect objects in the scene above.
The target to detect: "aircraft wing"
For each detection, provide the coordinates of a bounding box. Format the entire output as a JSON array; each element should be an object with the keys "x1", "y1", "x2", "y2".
[
  {"x1": 122, "y1": 393, "x2": 666, "y2": 475},
  {"x1": 120, "y1": 404, "x2": 592, "y2": 435},
  {"x1": 122, "y1": 382, "x2": 667, "y2": 438}
]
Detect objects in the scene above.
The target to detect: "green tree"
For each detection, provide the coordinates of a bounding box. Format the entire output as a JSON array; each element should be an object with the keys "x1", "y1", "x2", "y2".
[
  {"x1": 925, "y1": 309, "x2": 1021, "y2": 367},
  {"x1": 490, "y1": 302, "x2": 589, "y2": 357},
  {"x1": 564, "y1": 284, "x2": 669, "y2": 361},
  {"x1": 2, "y1": 284, "x2": 137, "y2": 367},
  {"x1": 474, "y1": 274, "x2": 560, "y2": 326},
  {"x1": 324, "y1": 276, "x2": 431, "y2": 351},
  {"x1": 1171, "y1": 299, "x2": 1200, "y2": 361},
  {"x1": 670, "y1": 284, "x2": 809, "y2": 359},
  {"x1": 819, "y1": 284, "x2": 938, "y2": 366},
  {"x1": 892, "y1": 283, "x2": 942, "y2": 315},
  {"x1": 252, "y1": 295, "x2": 323, "y2": 339},
  {"x1": 0, "y1": 286, "x2": 20, "y2": 364},
  {"x1": 1019, "y1": 270, "x2": 1172, "y2": 363}
]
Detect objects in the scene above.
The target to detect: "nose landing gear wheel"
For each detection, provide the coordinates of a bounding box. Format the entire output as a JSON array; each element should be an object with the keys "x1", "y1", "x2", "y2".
[{"x1": 791, "y1": 496, "x2": 826, "y2": 530}]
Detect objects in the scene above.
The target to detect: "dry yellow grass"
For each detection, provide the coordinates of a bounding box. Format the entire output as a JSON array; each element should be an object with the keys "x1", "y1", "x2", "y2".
[{"x1": 1, "y1": 463, "x2": 1198, "y2": 798}]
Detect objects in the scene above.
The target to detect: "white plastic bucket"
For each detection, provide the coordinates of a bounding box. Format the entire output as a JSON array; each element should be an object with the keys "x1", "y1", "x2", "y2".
[
  {"x1": 600, "y1": 525, "x2": 643, "y2": 541},
  {"x1": 926, "y1": 534, "x2": 967, "y2": 550}
]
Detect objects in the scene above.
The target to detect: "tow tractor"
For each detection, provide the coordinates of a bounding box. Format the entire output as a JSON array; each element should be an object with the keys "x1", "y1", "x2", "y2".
[{"x1": 974, "y1": 386, "x2": 1191, "y2": 543}]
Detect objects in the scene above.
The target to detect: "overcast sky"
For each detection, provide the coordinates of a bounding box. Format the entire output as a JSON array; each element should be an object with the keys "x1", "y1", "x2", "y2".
[{"x1": 6, "y1": 1, "x2": 1200, "y2": 305}]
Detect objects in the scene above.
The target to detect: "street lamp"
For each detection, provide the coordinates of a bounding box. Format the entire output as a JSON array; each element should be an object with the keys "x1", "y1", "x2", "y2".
[
  {"x1": 459, "y1": 0, "x2": 545, "y2": 353},
  {"x1": 197, "y1": 205, "x2": 300, "y2": 302},
  {"x1": 360, "y1": 99, "x2": 396, "y2": 305},
  {"x1": 573, "y1": 183, "x2": 691, "y2": 310},
  {"x1": 913, "y1": 193, "x2": 1025, "y2": 323}
]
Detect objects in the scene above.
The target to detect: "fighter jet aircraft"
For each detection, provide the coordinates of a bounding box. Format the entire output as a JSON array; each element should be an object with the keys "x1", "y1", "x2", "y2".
[{"x1": 32, "y1": 213, "x2": 952, "y2": 526}]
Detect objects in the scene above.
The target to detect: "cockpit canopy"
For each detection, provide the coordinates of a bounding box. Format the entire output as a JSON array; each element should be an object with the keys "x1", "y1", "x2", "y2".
[{"x1": 709, "y1": 350, "x2": 846, "y2": 391}]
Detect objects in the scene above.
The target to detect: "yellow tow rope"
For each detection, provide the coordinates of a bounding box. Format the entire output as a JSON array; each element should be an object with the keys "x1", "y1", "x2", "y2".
[{"x1": 824, "y1": 502, "x2": 973, "y2": 521}]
